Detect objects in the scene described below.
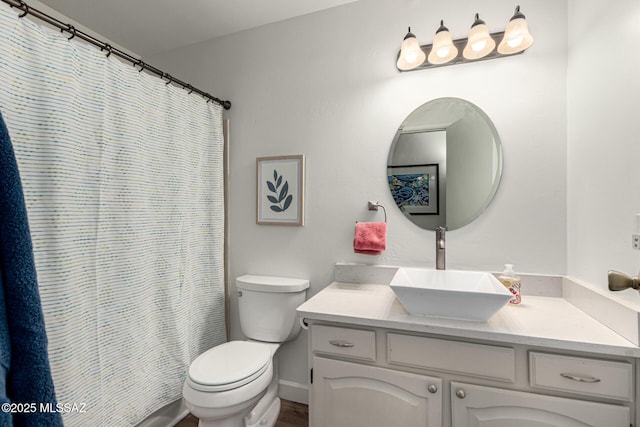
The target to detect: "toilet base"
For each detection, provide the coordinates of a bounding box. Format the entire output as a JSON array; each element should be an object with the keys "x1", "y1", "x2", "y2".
[
  {"x1": 245, "y1": 397, "x2": 280, "y2": 427},
  {"x1": 244, "y1": 366, "x2": 280, "y2": 427},
  {"x1": 193, "y1": 379, "x2": 281, "y2": 427},
  {"x1": 193, "y1": 390, "x2": 266, "y2": 427}
]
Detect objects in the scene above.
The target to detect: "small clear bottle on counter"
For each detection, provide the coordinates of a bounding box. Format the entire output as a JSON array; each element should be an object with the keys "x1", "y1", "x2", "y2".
[{"x1": 498, "y1": 264, "x2": 521, "y2": 305}]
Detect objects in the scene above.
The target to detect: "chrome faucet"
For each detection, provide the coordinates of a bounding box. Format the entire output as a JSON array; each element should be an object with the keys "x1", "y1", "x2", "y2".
[{"x1": 436, "y1": 226, "x2": 446, "y2": 270}]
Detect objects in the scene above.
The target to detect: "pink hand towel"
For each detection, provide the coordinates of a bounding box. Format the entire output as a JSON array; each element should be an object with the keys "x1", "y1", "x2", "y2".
[{"x1": 354, "y1": 222, "x2": 387, "y2": 255}]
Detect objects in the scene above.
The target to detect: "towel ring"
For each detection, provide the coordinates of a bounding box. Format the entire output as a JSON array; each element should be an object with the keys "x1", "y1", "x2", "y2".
[{"x1": 367, "y1": 201, "x2": 387, "y2": 223}]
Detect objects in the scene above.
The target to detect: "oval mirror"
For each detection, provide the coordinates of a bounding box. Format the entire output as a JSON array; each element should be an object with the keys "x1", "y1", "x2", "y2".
[{"x1": 387, "y1": 98, "x2": 503, "y2": 231}]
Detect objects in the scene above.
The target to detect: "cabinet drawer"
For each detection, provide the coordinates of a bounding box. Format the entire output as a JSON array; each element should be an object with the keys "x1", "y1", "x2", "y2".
[
  {"x1": 529, "y1": 352, "x2": 633, "y2": 401},
  {"x1": 388, "y1": 333, "x2": 515, "y2": 382},
  {"x1": 311, "y1": 325, "x2": 376, "y2": 361}
]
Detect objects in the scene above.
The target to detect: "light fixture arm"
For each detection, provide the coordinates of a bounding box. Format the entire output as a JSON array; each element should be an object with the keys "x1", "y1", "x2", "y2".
[
  {"x1": 403, "y1": 27, "x2": 415, "y2": 40},
  {"x1": 471, "y1": 13, "x2": 485, "y2": 28},
  {"x1": 435, "y1": 20, "x2": 448, "y2": 34},
  {"x1": 510, "y1": 5, "x2": 526, "y2": 21}
]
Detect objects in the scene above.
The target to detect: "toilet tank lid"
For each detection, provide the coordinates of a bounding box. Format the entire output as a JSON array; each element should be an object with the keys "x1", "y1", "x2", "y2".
[{"x1": 236, "y1": 275, "x2": 309, "y2": 293}]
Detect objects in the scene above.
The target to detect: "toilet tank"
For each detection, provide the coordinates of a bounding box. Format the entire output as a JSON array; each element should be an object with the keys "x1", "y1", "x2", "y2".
[{"x1": 236, "y1": 275, "x2": 309, "y2": 343}]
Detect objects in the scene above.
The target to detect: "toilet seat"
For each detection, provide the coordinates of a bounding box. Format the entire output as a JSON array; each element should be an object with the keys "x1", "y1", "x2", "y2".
[{"x1": 188, "y1": 341, "x2": 272, "y2": 392}]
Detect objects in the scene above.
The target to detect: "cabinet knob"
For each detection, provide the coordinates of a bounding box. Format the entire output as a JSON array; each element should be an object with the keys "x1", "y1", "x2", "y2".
[
  {"x1": 427, "y1": 384, "x2": 438, "y2": 394},
  {"x1": 455, "y1": 389, "x2": 466, "y2": 399},
  {"x1": 329, "y1": 340, "x2": 355, "y2": 348}
]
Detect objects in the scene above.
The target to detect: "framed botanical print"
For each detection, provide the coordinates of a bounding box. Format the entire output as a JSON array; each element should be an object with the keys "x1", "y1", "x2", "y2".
[{"x1": 256, "y1": 155, "x2": 305, "y2": 226}]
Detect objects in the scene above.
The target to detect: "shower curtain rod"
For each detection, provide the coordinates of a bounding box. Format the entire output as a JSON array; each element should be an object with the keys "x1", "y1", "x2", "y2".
[{"x1": 2, "y1": 0, "x2": 232, "y2": 110}]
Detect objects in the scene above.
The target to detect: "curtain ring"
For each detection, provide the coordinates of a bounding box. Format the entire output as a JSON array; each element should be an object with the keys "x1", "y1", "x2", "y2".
[
  {"x1": 163, "y1": 73, "x2": 172, "y2": 85},
  {"x1": 136, "y1": 60, "x2": 146, "y2": 72},
  {"x1": 16, "y1": 0, "x2": 28, "y2": 18},
  {"x1": 62, "y1": 24, "x2": 76, "y2": 40},
  {"x1": 186, "y1": 84, "x2": 193, "y2": 95},
  {"x1": 101, "y1": 44, "x2": 112, "y2": 57}
]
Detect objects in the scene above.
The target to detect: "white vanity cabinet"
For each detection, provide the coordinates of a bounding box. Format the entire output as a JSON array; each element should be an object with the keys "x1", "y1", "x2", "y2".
[
  {"x1": 309, "y1": 324, "x2": 442, "y2": 427},
  {"x1": 307, "y1": 323, "x2": 635, "y2": 427}
]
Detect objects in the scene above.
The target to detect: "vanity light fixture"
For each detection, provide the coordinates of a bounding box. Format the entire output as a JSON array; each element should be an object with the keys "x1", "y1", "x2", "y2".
[
  {"x1": 397, "y1": 27, "x2": 426, "y2": 70},
  {"x1": 396, "y1": 5, "x2": 534, "y2": 71},
  {"x1": 427, "y1": 20, "x2": 458, "y2": 65},
  {"x1": 497, "y1": 5, "x2": 534, "y2": 54},
  {"x1": 463, "y1": 14, "x2": 496, "y2": 60}
]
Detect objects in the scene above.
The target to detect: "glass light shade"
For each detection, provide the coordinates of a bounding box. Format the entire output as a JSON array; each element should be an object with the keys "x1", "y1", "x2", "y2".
[
  {"x1": 498, "y1": 7, "x2": 534, "y2": 54},
  {"x1": 463, "y1": 15, "x2": 496, "y2": 60},
  {"x1": 427, "y1": 21, "x2": 458, "y2": 65},
  {"x1": 397, "y1": 29, "x2": 426, "y2": 71}
]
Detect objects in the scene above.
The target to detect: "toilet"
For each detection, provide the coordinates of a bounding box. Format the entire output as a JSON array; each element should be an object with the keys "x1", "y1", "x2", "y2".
[{"x1": 183, "y1": 275, "x2": 309, "y2": 427}]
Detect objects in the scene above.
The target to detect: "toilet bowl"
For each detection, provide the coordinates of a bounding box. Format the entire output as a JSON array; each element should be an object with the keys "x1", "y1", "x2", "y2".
[{"x1": 183, "y1": 275, "x2": 309, "y2": 427}]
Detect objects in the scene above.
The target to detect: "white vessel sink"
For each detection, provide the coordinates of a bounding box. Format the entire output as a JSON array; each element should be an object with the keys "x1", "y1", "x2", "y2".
[{"x1": 389, "y1": 268, "x2": 513, "y2": 322}]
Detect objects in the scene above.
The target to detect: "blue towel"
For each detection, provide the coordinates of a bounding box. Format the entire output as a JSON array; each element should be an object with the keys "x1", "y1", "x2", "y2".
[
  {"x1": 0, "y1": 112, "x2": 62, "y2": 427},
  {"x1": 0, "y1": 275, "x2": 11, "y2": 427}
]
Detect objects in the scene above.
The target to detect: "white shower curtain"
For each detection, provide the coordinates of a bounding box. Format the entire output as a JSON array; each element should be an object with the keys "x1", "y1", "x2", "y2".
[{"x1": 0, "y1": 3, "x2": 227, "y2": 426}]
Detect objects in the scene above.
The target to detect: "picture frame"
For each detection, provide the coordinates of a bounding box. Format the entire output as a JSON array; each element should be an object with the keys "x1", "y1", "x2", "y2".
[
  {"x1": 256, "y1": 155, "x2": 305, "y2": 226},
  {"x1": 387, "y1": 163, "x2": 439, "y2": 215}
]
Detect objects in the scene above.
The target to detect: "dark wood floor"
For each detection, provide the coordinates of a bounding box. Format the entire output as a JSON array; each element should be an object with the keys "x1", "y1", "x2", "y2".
[{"x1": 174, "y1": 399, "x2": 308, "y2": 427}]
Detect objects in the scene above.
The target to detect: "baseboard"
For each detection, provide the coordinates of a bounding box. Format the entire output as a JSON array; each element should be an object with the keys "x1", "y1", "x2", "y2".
[{"x1": 279, "y1": 379, "x2": 309, "y2": 405}]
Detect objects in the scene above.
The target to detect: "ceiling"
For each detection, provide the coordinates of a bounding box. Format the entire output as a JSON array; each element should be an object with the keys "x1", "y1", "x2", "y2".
[{"x1": 36, "y1": 0, "x2": 359, "y2": 57}]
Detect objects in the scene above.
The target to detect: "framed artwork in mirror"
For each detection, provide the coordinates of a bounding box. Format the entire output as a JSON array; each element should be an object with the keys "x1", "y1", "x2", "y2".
[
  {"x1": 256, "y1": 155, "x2": 305, "y2": 226},
  {"x1": 387, "y1": 163, "x2": 439, "y2": 215}
]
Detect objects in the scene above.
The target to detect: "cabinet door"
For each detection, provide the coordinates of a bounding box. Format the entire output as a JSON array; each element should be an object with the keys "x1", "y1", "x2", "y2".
[
  {"x1": 451, "y1": 382, "x2": 630, "y2": 427},
  {"x1": 311, "y1": 356, "x2": 442, "y2": 427}
]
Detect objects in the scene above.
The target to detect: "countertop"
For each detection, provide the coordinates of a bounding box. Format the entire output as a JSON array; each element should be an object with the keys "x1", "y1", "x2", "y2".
[{"x1": 297, "y1": 281, "x2": 640, "y2": 358}]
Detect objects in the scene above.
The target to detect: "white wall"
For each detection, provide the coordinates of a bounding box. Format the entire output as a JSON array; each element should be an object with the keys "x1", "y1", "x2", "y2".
[
  {"x1": 150, "y1": 0, "x2": 568, "y2": 394},
  {"x1": 567, "y1": 0, "x2": 640, "y2": 305}
]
